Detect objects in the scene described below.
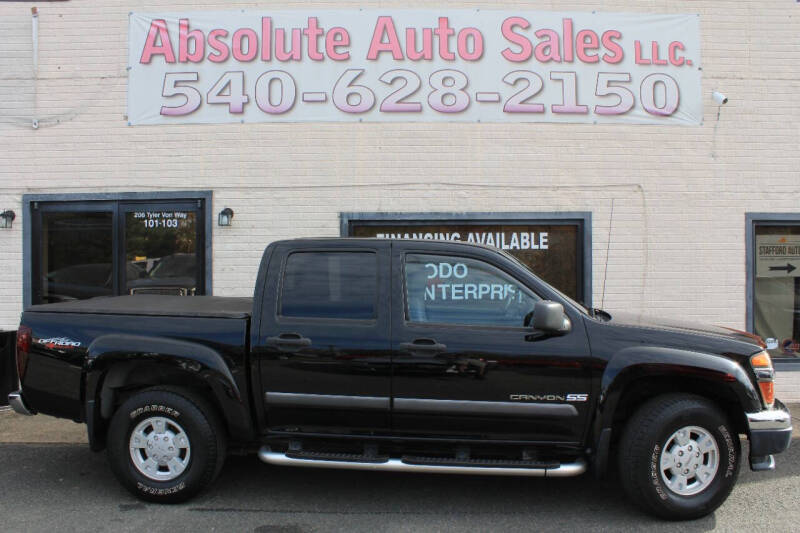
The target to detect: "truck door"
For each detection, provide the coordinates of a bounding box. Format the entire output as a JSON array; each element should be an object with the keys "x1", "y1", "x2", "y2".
[
  {"x1": 390, "y1": 241, "x2": 594, "y2": 444},
  {"x1": 257, "y1": 241, "x2": 391, "y2": 434}
]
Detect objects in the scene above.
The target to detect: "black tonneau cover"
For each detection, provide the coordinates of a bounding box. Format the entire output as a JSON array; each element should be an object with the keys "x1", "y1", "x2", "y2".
[{"x1": 27, "y1": 295, "x2": 252, "y2": 319}]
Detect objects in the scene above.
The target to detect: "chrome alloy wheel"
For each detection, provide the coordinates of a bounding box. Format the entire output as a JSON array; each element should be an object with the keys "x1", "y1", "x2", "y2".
[
  {"x1": 659, "y1": 425, "x2": 719, "y2": 496},
  {"x1": 129, "y1": 416, "x2": 191, "y2": 481}
]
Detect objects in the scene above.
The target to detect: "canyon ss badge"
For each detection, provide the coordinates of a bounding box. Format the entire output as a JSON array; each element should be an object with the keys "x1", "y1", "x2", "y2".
[{"x1": 509, "y1": 394, "x2": 588, "y2": 402}]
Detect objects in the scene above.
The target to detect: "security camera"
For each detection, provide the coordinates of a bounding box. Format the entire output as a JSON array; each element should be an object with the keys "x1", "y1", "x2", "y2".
[{"x1": 712, "y1": 91, "x2": 728, "y2": 105}]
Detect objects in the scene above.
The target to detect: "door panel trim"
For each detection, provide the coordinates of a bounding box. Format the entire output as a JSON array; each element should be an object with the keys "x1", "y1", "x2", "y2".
[
  {"x1": 265, "y1": 392, "x2": 390, "y2": 410},
  {"x1": 393, "y1": 398, "x2": 578, "y2": 417}
]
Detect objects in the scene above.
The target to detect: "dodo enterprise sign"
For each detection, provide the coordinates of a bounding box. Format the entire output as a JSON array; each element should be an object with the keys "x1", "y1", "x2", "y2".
[{"x1": 128, "y1": 9, "x2": 702, "y2": 125}]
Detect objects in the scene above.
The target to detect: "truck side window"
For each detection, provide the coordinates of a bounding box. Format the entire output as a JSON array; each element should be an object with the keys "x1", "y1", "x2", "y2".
[
  {"x1": 280, "y1": 251, "x2": 377, "y2": 320},
  {"x1": 404, "y1": 254, "x2": 539, "y2": 327}
]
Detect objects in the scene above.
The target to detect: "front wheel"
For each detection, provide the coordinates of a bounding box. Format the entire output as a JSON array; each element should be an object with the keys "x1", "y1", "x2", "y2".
[
  {"x1": 107, "y1": 388, "x2": 227, "y2": 503},
  {"x1": 618, "y1": 394, "x2": 740, "y2": 520}
]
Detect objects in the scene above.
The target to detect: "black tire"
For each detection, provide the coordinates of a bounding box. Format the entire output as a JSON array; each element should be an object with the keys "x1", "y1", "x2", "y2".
[
  {"x1": 618, "y1": 394, "x2": 740, "y2": 520},
  {"x1": 107, "y1": 388, "x2": 227, "y2": 503}
]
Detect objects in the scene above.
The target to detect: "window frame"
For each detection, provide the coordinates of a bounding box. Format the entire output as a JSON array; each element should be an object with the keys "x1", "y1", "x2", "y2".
[
  {"x1": 276, "y1": 248, "x2": 380, "y2": 323},
  {"x1": 340, "y1": 211, "x2": 592, "y2": 307},
  {"x1": 22, "y1": 191, "x2": 212, "y2": 308},
  {"x1": 745, "y1": 213, "x2": 800, "y2": 366},
  {"x1": 401, "y1": 250, "x2": 543, "y2": 331}
]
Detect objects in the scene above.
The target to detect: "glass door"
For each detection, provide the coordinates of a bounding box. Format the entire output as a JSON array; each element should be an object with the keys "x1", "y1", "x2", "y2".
[
  {"x1": 30, "y1": 197, "x2": 207, "y2": 305},
  {"x1": 32, "y1": 203, "x2": 116, "y2": 305},
  {"x1": 121, "y1": 202, "x2": 204, "y2": 296}
]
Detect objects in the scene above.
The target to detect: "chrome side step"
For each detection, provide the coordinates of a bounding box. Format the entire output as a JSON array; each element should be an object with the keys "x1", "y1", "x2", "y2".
[{"x1": 258, "y1": 446, "x2": 586, "y2": 477}]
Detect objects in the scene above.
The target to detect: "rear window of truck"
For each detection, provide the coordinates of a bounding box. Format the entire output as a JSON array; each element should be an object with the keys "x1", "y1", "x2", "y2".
[{"x1": 280, "y1": 251, "x2": 377, "y2": 320}]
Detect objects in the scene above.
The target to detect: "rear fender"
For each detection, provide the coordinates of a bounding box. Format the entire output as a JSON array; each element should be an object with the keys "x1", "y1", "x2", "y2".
[{"x1": 84, "y1": 334, "x2": 252, "y2": 448}]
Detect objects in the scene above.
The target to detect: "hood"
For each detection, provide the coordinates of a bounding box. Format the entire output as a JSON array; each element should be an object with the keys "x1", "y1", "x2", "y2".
[
  {"x1": 594, "y1": 311, "x2": 764, "y2": 362},
  {"x1": 606, "y1": 311, "x2": 765, "y2": 349}
]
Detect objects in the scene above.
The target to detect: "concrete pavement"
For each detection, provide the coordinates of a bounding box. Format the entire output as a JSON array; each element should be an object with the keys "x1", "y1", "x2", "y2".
[
  {"x1": 0, "y1": 405, "x2": 798, "y2": 532},
  {"x1": 0, "y1": 408, "x2": 86, "y2": 443}
]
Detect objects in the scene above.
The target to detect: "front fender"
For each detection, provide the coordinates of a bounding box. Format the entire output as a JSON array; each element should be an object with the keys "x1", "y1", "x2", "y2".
[
  {"x1": 596, "y1": 346, "x2": 761, "y2": 434},
  {"x1": 588, "y1": 346, "x2": 761, "y2": 478},
  {"x1": 84, "y1": 334, "x2": 252, "y2": 442}
]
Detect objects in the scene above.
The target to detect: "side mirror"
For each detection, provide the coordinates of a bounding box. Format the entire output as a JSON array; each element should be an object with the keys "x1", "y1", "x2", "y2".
[{"x1": 532, "y1": 300, "x2": 571, "y2": 333}]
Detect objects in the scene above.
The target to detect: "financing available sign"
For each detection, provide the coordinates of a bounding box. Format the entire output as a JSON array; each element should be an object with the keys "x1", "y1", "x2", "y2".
[{"x1": 128, "y1": 9, "x2": 702, "y2": 125}]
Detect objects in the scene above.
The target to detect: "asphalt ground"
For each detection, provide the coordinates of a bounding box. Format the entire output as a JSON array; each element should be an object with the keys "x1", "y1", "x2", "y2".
[{"x1": 0, "y1": 407, "x2": 798, "y2": 532}]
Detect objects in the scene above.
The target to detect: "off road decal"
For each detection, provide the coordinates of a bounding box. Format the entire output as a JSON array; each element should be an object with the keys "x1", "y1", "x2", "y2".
[{"x1": 37, "y1": 337, "x2": 81, "y2": 350}]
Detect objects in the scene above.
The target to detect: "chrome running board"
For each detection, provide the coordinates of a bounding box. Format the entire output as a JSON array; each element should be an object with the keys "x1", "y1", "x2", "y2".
[{"x1": 258, "y1": 446, "x2": 586, "y2": 477}]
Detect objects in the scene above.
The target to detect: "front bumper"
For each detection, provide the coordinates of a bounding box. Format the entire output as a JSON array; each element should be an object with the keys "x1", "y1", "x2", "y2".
[
  {"x1": 7, "y1": 391, "x2": 34, "y2": 416},
  {"x1": 746, "y1": 399, "x2": 793, "y2": 470}
]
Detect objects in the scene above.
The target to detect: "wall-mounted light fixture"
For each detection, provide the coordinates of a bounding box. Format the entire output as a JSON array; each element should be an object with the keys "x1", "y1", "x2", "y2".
[
  {"x1": 0, "y1": 210, "x2": 15, "y2": 229},
  {"x1": 218, "y1": 208, "x2": 234, "y2": 227}
]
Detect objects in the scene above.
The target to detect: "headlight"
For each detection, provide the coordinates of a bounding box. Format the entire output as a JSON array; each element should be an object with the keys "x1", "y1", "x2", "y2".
[{"x1": 750, "y1": 350, "x2": 774, "y2": 408}]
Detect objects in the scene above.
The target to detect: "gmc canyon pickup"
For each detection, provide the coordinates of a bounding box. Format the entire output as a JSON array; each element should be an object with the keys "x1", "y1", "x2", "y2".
[{"x1": 8, "y1": 238, "x2": 792, "y2": 519}]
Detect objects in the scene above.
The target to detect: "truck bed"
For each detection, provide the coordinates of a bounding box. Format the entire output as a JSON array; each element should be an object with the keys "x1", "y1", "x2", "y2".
[{"x1": 27, "y1": 295, "x2": 253, "y2": 319}]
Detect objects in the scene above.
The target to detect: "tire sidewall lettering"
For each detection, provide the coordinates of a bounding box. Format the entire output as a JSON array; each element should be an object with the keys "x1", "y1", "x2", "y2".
[
  {"x1": 717, "y1": 424, "x2": 736, "y2": 478},
  {"x1": 649, "y1": 443, "x2": 669, "y2": 500},
  {"x1": 130, "y1": 404, "x2": 181, "y2": 419},
  {"x1": 136, "y1": 481, "x2": 186, "y2": 496}
]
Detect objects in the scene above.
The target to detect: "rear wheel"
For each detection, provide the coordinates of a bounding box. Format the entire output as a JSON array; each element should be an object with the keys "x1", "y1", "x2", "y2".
[
  {"x1": 107, "y1": 388, "x2": 227, "y2": 503},
  {"x1": 618, "y1": 394, "x2": 740, "y2": 520}
]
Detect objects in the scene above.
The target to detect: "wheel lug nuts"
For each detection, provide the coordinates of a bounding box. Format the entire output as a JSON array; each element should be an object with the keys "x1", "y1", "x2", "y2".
[
  {"x1": 677, "y1": 463, "x2": 682, "y2": 467},
  {"x1": 678, "y1": 451, "x2": 683, "y2": 456}
]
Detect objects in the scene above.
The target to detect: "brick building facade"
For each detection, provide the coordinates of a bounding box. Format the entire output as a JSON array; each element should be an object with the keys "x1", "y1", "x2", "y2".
[{"x1": 0, "y1": 2, "x2": 798, "y2": 391}]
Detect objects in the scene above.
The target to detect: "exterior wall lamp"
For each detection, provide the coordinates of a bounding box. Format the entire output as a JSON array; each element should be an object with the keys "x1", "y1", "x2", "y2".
[
  {"x1": 0, "y1": 210, "x2": 15, "y2": 229},
  {"x1": 218, "y1": 208, "x2": 234, "y2": 227}
]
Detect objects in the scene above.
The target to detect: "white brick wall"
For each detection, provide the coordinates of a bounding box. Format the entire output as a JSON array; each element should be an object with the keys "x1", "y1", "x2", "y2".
[{"x1": 0, "y1": 0, "x2": 799, "y2": 355}]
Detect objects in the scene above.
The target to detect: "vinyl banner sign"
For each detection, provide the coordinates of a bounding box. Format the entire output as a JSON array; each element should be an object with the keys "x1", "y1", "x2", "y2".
[{"x1": 128, "y1": 10, "x2": 702, "y2": 125}]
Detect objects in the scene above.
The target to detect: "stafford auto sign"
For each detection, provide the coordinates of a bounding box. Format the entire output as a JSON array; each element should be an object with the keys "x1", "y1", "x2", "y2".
[{"x1": 127, "y1": 10, "x2": 701, "y2": 125}]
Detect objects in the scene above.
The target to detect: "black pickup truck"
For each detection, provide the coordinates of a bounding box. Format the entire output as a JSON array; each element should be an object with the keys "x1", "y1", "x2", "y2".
[{"x1": 8, "y1": 238, "x2": 792, "y2": 519}]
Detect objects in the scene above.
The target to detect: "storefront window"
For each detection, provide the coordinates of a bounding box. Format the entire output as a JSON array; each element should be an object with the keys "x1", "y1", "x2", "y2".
[
  {"x1": 344, "y1": 214, "x2": 589, "y2": 305},
  {"x1": 753, "y1": 223, "x2": 800, "y2": 360},
  {"x1": 29, "y1": 195, "x2": 209, "y2": 306}
]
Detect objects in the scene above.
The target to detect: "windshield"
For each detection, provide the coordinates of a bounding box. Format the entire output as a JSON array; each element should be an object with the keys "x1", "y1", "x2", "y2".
[{"x1": 497, "y1": 249, "x2": 591, "y2": 316}]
